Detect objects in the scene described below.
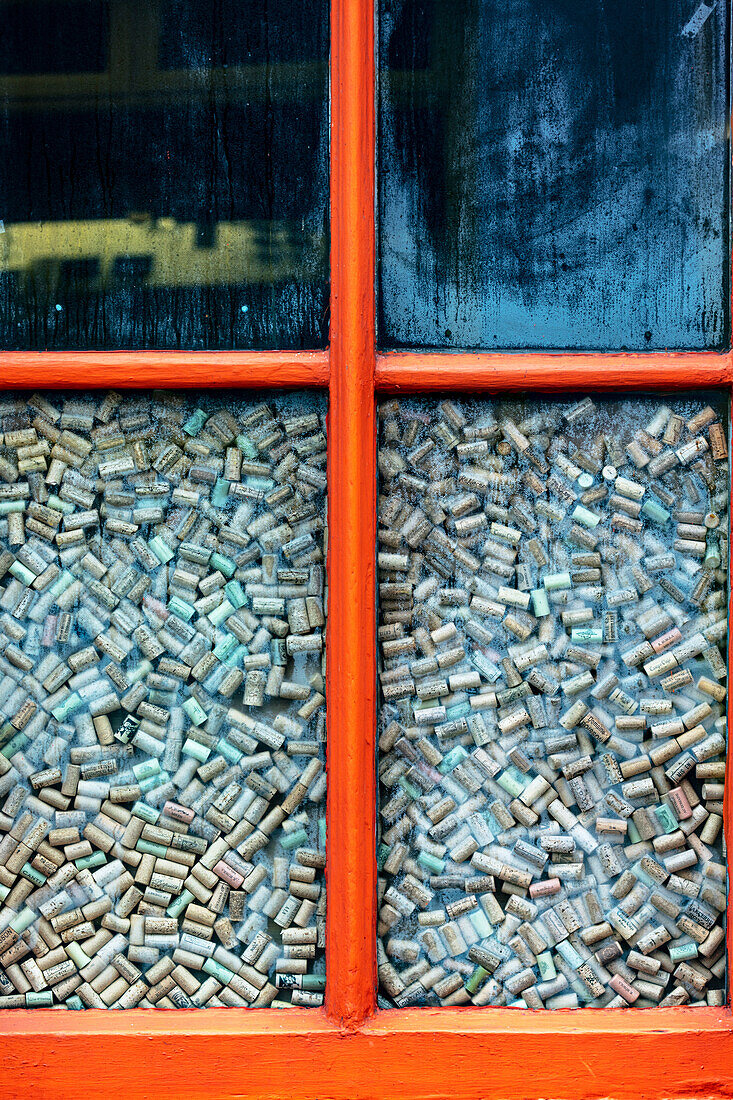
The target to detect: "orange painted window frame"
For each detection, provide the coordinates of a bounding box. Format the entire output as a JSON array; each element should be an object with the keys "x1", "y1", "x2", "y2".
[{"x1": 1, "y1": 1, "x2": 732, "y2": 1097}]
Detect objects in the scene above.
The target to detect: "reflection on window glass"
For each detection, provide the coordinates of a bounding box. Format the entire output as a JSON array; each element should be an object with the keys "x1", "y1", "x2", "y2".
[
  {"x1": 0, "y1": 0, "x2": 329, "y2": 350},
  {"x1": 379, "y1": 0, "x2": 729, "y2": 350},
  {"x1": 377, "y1": 393, "x2": 728, "y2": 1008}
]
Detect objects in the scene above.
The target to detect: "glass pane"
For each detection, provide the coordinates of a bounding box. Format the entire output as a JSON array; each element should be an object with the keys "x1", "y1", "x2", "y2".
[
  {"x1": 0, "y1": 390, "x2": 326, "y2": 1008},
  {"x1": 379, "y1": 1, "x2": 729, "y2": 350},
  {"x1": 377, "y1": 393, "x2": 728, "y2": 1008},
  {"x1": 0, "y1": 0, "x2": 328, "y2": 350}
]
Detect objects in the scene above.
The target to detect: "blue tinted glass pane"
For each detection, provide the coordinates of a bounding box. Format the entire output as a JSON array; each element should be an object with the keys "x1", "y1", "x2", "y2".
[
  {"x1": 379, "y1": 0, "x2": 729, "y2": 350},
  {"x1": 0, "y1": 0, "x2": 328, "y2": 350}
]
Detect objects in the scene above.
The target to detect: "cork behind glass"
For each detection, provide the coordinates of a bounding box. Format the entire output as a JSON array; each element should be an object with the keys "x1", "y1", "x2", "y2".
[
  {"x1": 376, "y1": 393, "x2": 728, "y2": 1009},
  {"x1": 378, "y1": 0, "x2": 729, "y2": 350},
  {"x1": 0, "y1": 390, "x2": 326, "y2": 1008},
  {"x1": 0, "y1": 0, "x2": 329, "y2": 350}
]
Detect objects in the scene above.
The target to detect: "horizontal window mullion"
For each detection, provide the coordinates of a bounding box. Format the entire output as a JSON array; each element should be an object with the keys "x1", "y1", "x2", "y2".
[
  {"x1": 0, "y1": 351, "x2": 329, "y2": 390},
  {"x1": 375, "y1": 351, "x2": 733, "y2": 392}
]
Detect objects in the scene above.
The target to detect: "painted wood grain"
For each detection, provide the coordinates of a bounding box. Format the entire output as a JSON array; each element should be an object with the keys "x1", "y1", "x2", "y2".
[
  {"x1": 0, "y1": 350, "x2": 329, "y2": 387},
  {"x1": 376, "y1": 351, "x2": 733, "y2": 391},
  {"x1": 0, "y1": 1005, "x2": 731, "y2": 1100},
  {"x1": 326, "y1": 0, "x2": 378, "y2": 1031}
]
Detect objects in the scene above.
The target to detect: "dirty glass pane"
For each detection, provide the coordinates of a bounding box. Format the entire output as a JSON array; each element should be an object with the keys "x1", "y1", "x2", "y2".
[
  {"x1": 0, "y1": 0, "x2": 329, "y2": 350},
  {"x1": 379, "y1": 0, "x2": 729, "y2": 350},
  {"x1": 0, "y1": 390, "x2": 326, "y2": 1008},
  {"x1": 377, "y1": 394, "x2": 728, "y2": 1007}
]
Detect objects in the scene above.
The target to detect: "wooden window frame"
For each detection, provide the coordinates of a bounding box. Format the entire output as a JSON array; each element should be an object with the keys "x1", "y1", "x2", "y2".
[{"x1": 1, "y1": 1, "x2": 732, "y2": 1096}]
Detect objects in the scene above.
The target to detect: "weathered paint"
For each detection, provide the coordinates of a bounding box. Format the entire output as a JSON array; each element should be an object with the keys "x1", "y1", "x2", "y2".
[
  {"x1": 327, "y1": 0, "x2": 378, "y2": 1031},
  {"x1": 0, "y1": 350, "x2": 329, "y2": 387},
  {"x1": 376, "y1": 350, "x2": 733, "y2": 391},
  {"x1": 1, "y1": 1005, "x2": 732, "y2": 1099}
]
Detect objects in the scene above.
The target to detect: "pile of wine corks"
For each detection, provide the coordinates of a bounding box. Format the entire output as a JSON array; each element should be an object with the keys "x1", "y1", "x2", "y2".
[
  {"x1": 377, "y1": 394, "x2": 727, "y2": 1009},
  {"x1": 0, "y1": 390, "x2": 327, "y2": 1009}
]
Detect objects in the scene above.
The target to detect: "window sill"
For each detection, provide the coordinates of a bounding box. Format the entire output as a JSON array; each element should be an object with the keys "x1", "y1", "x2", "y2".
[{"x1": 2, "y1": 1005, "x2": 730, "y2": 1099}]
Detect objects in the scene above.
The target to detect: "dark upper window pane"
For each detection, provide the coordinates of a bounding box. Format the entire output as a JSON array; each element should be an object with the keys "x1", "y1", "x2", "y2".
[
  {"x1": 159, "y1": 0, "x2": 322, "y2": 68},
  {"x1": 0, "y1": 1, "x2": 109, "y2": 75},
  {"x1": 379, "y1": 0, "x2": 729, "y2": 350},
  {"x1": 0, "y1": 0, "x2": 328, "y2": 349}
]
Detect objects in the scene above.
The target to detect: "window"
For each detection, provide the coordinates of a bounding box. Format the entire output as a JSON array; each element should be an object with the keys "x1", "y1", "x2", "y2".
[
  {"x1": 1, "y1": 0, "x2": 731, "y2": 1097},
  {"x1": 0, "y1": 0, "x2": 328, "y2": 349}
]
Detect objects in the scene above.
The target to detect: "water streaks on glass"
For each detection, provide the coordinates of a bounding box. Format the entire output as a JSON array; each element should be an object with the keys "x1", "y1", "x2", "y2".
[{"x1": 379, "y1": 0, "x2": 729, "y2": 350}]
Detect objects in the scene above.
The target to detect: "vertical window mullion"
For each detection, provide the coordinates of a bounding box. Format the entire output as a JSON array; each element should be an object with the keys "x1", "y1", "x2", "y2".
[{"x1": 325, "y1": 0, "x2": 378, "y2": 1028}]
